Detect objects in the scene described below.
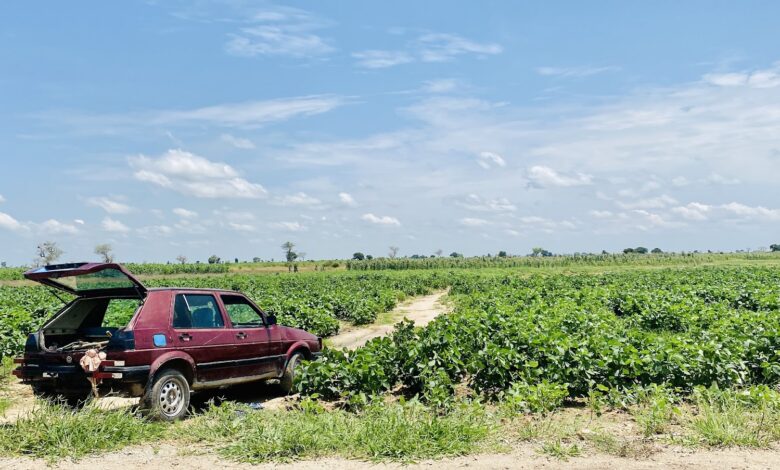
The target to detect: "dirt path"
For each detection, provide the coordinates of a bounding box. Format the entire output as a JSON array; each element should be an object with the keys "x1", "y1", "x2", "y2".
[
  {"x1": 327, "y1": 290, "x2": 450, "y2": 349},
  {"x1": 2, "y1": 442, "x2": 779, "y2": 470}
]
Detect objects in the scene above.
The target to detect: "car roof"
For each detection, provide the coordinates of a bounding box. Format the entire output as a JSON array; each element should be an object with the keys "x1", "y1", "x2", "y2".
[{"x1": 147, "y1": 287, "x2": 246, "y2": 295}]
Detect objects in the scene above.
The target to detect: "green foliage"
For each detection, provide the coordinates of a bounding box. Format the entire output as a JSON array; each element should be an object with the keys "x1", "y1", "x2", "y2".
[
  {"x1": 299, "y1": 266, "x2": 780, "y2": 408},
  {"x1": 185, "y1": 399, "x2": 492, "y2": 462},
  {"x1": 0, "y1": 402, "x2": 164, "y2": 460},
  {"x1": 501, "y1": 381, "x2": 568, "y2": 414}
]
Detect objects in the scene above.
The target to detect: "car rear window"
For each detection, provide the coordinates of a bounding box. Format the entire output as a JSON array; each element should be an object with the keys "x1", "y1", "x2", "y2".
[{"x1": 172, "y1": 293, "x2": 224, "y2": 329}]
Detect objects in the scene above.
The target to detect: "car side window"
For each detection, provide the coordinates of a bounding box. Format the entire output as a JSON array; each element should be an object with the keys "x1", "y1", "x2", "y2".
[
  {"x1": 221, "y1": 295, "x2": 265, "y2": 327},
  {"x1": 172, "y1": 294, "x2": 224, "y2": 329}
]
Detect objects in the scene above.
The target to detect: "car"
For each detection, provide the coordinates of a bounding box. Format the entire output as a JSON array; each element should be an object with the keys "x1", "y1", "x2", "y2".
[{"x1": 12, "y1": 262, "x2": 322, "y2": 421}]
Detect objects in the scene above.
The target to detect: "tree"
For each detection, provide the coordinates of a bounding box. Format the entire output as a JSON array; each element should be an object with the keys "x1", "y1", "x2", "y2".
[
  {"x1": 94, "y1": 243, "x2": 114, "y2": 263},
  {"x1": 449, "y1": 252, "x2": 463, "y2": 258},
  {"x1": 651, "y1": 248, "x2": 663, "y2": 254},
  {"x1": 635, "y1": 247, "x2": 649, "y2": 254},
  {"x1": 36, "y1": 241, "x2": 63, "y2": 266},
  {"x1": 281, "y1": 241, "x2": 297, "y2": 263},
  {"x1": 252, "y1": 257, "x2": 262, "y2": 263},
  {"x1": 366, "y1": 254, "x2": 373, "y2": 260},
  {"x1": 497, "y1": 250, "x2": 507, "y2": 258},
  {"x1": 352, "y1": 252, "x2": 365, "y2": 261},
  {"x1": 388, "y1": 246, "x2": 399, "y2": 259},
  {"x1": 530, "y1": 247, "x2": 544, "y2": 257},
  {"x1": 771, "y1": 244, "x2": 780, "y2": 252},
  {"x1": 176, "y1": 255, "x2": 188, "y2": 264},
  {"x1": 434, "y1": 249, "x2": 443, "y2": 257},
  {"x1": 207, "y1": 255, "x2": 221, "y2": 264}
]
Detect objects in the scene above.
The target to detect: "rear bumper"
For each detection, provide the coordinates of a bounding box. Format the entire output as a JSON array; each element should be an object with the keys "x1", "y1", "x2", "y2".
[{"x1": 13, "y1": 363, "x2": 150, "y2": 383}]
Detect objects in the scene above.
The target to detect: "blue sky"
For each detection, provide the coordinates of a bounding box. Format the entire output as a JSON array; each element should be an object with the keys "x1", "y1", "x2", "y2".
[{"x1": 2, "y1": 1, "x2": 780, "y2": 264}]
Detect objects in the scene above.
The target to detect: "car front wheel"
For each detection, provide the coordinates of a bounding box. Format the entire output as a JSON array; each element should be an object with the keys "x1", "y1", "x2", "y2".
[
  {"x1": 279, "y1": 352, "x2": 304, "y2": 394},
  {"x1": 141, "y1": 369, "x2": 190, "y2": 421}
]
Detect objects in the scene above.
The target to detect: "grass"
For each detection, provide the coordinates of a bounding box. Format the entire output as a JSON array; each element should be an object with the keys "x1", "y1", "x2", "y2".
[
  {"x1": 0, "y1": 401, "x2": 164, "y2": 461},
  {"x1": 0, "y1": 357, "x2": 15, "y2": 415},
  {"x1": 538, "y1": 440, "x2": 581, "y2": 460},
  {"x1": 182, "y1": 399, "x2": 495, "y2": 463}
]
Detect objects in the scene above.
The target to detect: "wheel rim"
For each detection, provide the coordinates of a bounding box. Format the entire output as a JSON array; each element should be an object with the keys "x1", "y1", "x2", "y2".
[{"x1": 159, "y1": 379, "x2": 185, "y2": 417}]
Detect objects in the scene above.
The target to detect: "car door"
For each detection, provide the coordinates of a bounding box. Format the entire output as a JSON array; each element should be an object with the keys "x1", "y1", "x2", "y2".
[
  {"x1": 220, "y1": 294, "x2": 282, "y2": 376},
  {"x1": 170, "y1": 292, "x2": 243, "y2": 382}
]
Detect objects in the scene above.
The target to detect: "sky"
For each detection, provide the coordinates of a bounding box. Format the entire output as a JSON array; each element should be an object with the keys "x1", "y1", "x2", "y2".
[{"x1": 1, "y1": 1, "x2": 780, "y2": 264}]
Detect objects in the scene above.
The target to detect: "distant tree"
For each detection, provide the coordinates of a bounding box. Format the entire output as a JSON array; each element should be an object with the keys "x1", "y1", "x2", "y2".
[
  {"x1": 281, "y1": 241, "x2": 297, "y2": 263},
  {"x1": 635, "y1": 247, "x2": 649, "y2": 254},
  {"x1": 36, "y1": 241, "x2": 63, "y2": 266},
  {"x1": 530, "y1": 247, "x2": 544, "y2": 257},
  {"x1": 449, "y1": 252, "x2": 463, "y2": 258},
  {"x1": 252, "y1": 257, "x2": 262, "y2": 263},
  {"x1": 94, "y1": 243, "x2": 114, "y2": 263},
  {"x1": 651, "y1": 248, "x2": 663, "y2": 254},
  {"x1": 434, "y1": 249, "x2": 443, "y2": 257},
  {"x1": 601, "y1": 250, "x2": 609, "y2": 255},
  {"x1": 207, "y1": 255, "x2": 221, "y2": 264},
  {"x1": 770, "y1": 244, "x2": 780, "y2": 252},
  {"x1": 541, "y1": 250, "x2": 553, "y2": 257},
  {"x1": 388, "y1": 246, "x2": 400, "y2": 259},
  {"x1": 297, "y1": 252, "x2": 306, "y2": 261},
  {"x1": 1, "y1": 262, "x2": 5, "y2": 268},
  {"x1": 623, "y1": 248, "x2": 635, "y2": 254},
  {"x1": 176, "y1": 255, "x2": 188, "y2": 264},
  {"x1": 498, "y1": 250, "x2": 507, "y2": 258},
  {"x1": 234, "y1": 257, "x2": 239, "y2": 263},
  {"x1": 366, "y1": 254, "x2": 373, "y2": 260},
  {"x1": 352, "y1": 252, "x2": 365, "y2": 261}
]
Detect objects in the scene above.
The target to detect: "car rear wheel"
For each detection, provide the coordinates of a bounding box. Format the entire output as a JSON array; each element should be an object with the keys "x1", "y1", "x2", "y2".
[
  {"x1": 141, "y1": 369, "x2": 190, "y2": 421},
  {"x1": 279, "y1": 352, "x2": 304, "y2": 394}
]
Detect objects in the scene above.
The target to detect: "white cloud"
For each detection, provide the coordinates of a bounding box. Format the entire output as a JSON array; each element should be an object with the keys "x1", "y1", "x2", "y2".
[
  {"x1": 0, "y1": 212, "x2": 24, "y2": 231},
  {"x1": 476, "y1": 151, "x2": 506, "y2": 169},
  {"x1": 672, "y1": 176, "x2": 690, "y2": 187},
  {"x1": 721, "y1": 202, "x2": 780, "y2": 220},
  {"x1": 0, "y1": 194, "x2": 5, "y2": 203},
  {"x1": 338, "y1": 192, "x2": 357, "y2": 207},
  {"x1": 225, "y1": 6, "x2": 334, "y2": 58},
  {"x1": 421, "y1": 79, "x2": 460, "y2": 93},
  {"x1": 154, "y1": 95, "x2": 344, "y2": 129},
  {"x1": 705, "y1": 173, "x2": 740, "y2": 185},
  {"x1": 617, "y1": 194, "x2": 677, "y2": 210},
  {"x1": 352, "y1": 50, "x2": 413, "y2": 69},
  {"x1": 173, "y1": 208, "x2": 198, "y2": 218},
  {"x1": 130, "y1": 149, "x2": 267, "y2": 199},
  {"x1": 458, "y1": 194, "x2": 516, "y2": 212},
  {"x1": 228, "y1": 222, "x2": 255, "y2": 232},
  {"x1": 459, "y1": 217, "x2": 490, "y2": 227},
  {"x1": 527, "y1": 165, "x2": 593, "y2": 188},
  {"x1": 38, "y1": 219, "x2": 79, "y2": 235},
  {"x1": 361, "y1": 213, "x2": 401, "y2": 226},
  {"x1": 137, "y1": 225, "x2": 173, "y2": 237},
  {"x1": 672, "y1": 202, "x2": 711, "y2": 221},
  {"x1": 353, "y1": 33, "x2": 501, "y2": 68},
  {"x1": 589, "y1": 210, "x2": 613, "y2": 218},
  {"x1": 220, "y1": 133, "x2": 256, "y2": 149},
  {"x1": 274, "y1": 192, "x2": 321, "y2": 206},
  {"x1": 74, "y1": 219, "x2": 85, "y2": 225},
  {"x1": 270, "y1": 221, "x2": 307, "y2": 232},
  {"x1": 86, "y1": 196, "x2": 132, "y2": 214},
  {"x1": 704, "y1": 65, "x2": 780, "y2": 89},
  {"x1": 536, "y1": 65, "x2": 620, "y2": 78},
  {"x1": 101, "y1": 217, "x2": 129, "y2": 233}
]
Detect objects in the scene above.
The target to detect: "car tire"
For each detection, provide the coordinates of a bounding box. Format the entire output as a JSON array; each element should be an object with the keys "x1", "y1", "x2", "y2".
[
  {"x1": 140, "y1": 369, "x2": 190, "y2": 421},
  {"x1": 279, "y1": 352, "x2": 304, "y2": 394}
]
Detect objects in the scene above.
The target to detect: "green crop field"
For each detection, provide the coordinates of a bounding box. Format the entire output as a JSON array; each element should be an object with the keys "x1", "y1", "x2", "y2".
[{"x1": 3, "y1": 254, "x2": 780, "y2": 463}]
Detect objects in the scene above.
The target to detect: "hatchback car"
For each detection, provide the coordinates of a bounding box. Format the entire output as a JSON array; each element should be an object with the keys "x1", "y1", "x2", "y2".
[{"x1": 13, "y1": 262, "x2": 322, "y2": 420}]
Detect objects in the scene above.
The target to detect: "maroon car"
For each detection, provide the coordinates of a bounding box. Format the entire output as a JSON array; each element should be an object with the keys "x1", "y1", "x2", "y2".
[{"x1": 13, "y1": 262, "x2": 322, "y2": 420}]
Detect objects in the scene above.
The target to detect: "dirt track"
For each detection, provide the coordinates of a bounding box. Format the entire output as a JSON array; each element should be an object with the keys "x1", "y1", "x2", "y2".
[{"x1": 327, "y1": 290, "x2": 449, "y2": 349}]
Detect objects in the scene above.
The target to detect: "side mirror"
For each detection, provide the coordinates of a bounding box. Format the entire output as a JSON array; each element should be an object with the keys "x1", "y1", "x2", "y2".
[{"x1": 266, "y1": 314, "x2": 277, "y2": 326}]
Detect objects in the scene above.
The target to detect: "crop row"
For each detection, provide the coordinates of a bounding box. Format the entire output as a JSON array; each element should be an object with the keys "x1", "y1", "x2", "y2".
[{"x1": 297, "y1": 266, "x2": 780, "y2": 406}]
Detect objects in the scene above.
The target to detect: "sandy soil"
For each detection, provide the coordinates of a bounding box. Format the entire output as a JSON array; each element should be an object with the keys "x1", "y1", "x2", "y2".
[
  {"x1": 327, "y1": 290, "x2": 450, "y2": 349},
  {"x1": 2, "y1": 442, "x2": 779, "y2": 470}
]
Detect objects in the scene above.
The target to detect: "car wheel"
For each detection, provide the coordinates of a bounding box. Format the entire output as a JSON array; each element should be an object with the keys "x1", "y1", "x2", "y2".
[
  {"x1": 141, "y1": 369, "x2": 190, "y2": 421},
  {"x1": 279, "y1": 352, "x2": 304, "y2": 394}
]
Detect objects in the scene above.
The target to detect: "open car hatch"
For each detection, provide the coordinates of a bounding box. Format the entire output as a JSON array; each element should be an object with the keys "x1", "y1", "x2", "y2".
[{"x1": 24, "y1": 262, "x2": 147, "y2": 298}]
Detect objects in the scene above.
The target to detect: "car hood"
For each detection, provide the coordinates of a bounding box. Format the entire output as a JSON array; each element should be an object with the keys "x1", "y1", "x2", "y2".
[{"x1": 24, "y1": 262, "x2": 147, "y2": 298}]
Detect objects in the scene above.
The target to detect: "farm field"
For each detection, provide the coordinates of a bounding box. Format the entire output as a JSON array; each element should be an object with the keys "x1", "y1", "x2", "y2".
[{"x1": 1, "y1": 255, "x2": 780, "y2": 467}]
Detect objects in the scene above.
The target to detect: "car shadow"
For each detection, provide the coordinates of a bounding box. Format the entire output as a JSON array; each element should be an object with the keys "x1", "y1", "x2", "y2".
[{"x1": 189, "y1": 381, "x2": 291, "y2": 413}]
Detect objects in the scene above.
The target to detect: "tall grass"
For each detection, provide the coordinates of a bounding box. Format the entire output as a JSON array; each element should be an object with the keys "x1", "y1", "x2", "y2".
[{"x1": 184, "y1": 399, "x2": 493, "y2": 462}]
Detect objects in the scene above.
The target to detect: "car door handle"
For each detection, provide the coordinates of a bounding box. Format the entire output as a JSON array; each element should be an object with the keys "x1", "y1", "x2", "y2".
[
  {"x1": 179, "y1": 333, "x2": 192, "y2": 342},
  {"x1": 236, "y1": 332, "x2": 247, "y2": 339}
]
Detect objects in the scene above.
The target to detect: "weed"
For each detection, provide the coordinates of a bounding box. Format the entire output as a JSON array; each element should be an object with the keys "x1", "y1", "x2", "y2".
[{"x1": 539, "y1": 440, "x2": 581, "y2": 460}]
